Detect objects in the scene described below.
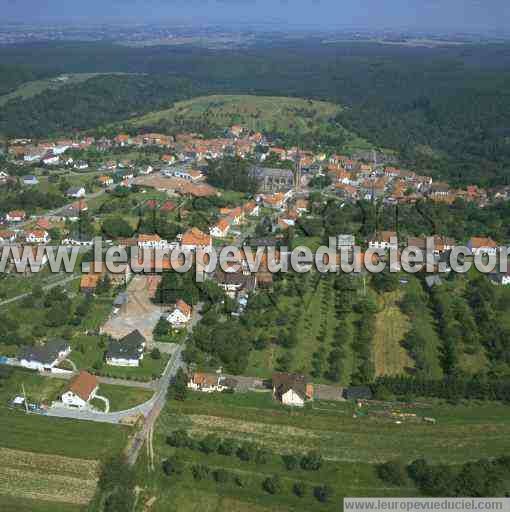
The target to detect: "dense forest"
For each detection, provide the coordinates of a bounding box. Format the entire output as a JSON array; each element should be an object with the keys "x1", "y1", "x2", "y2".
[{"x1": 2, "y1": 42, "x2": 510, "y2": 185}]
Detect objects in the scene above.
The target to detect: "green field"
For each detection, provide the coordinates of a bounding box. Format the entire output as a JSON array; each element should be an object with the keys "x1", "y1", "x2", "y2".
[
  {"x1": 245, "y1": 274, "x2": 357, "y2": 385},
  {"x1": 0, "y1": 495, "x2": 85, "y2": 512},
  {"x1": 93, "y1": 383, "x2": 154, "y2": 412},
  {"x1": 373, "y1": 290, "x2": 414, "y2": 377},
  {"x1": 133, "y1": 391, "x2": 510, "y2": 511},
  {"x1": 129, "y1": 94, "x2": 340, "y2": 132},
  {"x1": 126, "y1": 94, "x2": 375, "y2": 153},
  {"x1": 0, "y1": 370, "x2": 130, "y2": 510}
]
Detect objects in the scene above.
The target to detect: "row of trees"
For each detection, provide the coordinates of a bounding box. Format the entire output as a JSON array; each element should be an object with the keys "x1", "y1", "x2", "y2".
[
  {"x1": 379, "y1": 455, "x2": 510, "y2": 497},
  {"x1": 372, "y1": 374, "x2": 510, "y2": 402},
  {"x1": 167, "y1": 429, "x2": 324, "y2": 471},
  {"x1": 163, "y1": 456, "x2": 333, "y2": 502}
]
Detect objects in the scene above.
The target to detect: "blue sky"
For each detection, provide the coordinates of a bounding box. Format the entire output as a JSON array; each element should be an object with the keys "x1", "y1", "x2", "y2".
[{"x1": 2, "y1": 0, "x2": 509, "y2": 34}]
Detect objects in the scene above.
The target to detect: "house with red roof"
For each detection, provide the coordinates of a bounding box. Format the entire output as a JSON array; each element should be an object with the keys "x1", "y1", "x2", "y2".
[
  {"x1": 166, "y1": 299, "x2": 192, "y2": 328},
  {"x1": 61, "y1": 371, "x2": 99, "y2": 409}
]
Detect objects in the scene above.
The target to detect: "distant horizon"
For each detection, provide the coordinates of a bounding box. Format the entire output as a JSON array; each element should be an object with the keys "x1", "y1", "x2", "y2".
[{"x1": 0, "y1": 0, "x2": 509, "y2": 36}]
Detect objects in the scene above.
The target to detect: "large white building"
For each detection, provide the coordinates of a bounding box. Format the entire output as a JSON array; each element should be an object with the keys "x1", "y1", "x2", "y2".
[{"x1": 17, "y1": 340, "x2": 71, "y2": 372}]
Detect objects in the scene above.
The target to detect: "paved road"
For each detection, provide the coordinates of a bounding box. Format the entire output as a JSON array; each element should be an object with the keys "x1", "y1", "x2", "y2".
[
  {"x1": 44, "y1": 304, "x2": 202, "y2": 430},
  {"x1": 44, "y1": 344, "x2": 185, "y2": 425}
]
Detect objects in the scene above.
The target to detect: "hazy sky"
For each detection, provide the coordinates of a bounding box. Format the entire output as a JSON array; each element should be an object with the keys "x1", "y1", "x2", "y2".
[{"x1": 2, "y1": 0, "x2": 509, "y2": 34}]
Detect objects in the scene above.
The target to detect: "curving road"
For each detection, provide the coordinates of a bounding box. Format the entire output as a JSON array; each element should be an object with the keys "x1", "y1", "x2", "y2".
[{"x1": 44, "y1": 344, "x2": 184, "y2": 424}]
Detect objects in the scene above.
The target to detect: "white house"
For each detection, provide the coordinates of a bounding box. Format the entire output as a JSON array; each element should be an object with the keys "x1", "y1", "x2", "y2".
[
  {"x1": 166, "y1": 299, "x2": 192, "y2": 328},
  {"x1": 272, "y1": 372, "x2": 314, "y2": 407},
  {"x1": 17, "y1": 340, "x2": 71, "y2": 372},
  {"x1": 0, "y1": 230, "x2": 16, "y2": 244},
  {"x1": 61, "y1": 371, "x2": 99, "y2": 409},
  {"x1": 23, "y1": 175, "x2": 39, "y2": 186},
  {"x1": 73, "y1": 161, "x2": 89, "y2": 170},
  {"x1": 368, "y1": 231, "x2": 398, "y2": 251},
  {"x1": 5, "y1": 210, "x2": 26, "y2": 223},
  {"x1": 187, "y1": 372, "x2": 228, "y2": 393},
  {"x1": 467, "y1": 237, "x2": 498, "y2": 256},
  {"x1": 106, "y1": 330, "x2": 146, "y2": 367},
  {"x1": 209, "y1": 218, "x2": 230, "y2": 238},
  {"x1": 243, "y1": 201, "x2": 260, "y2": 217},
  {"x1": 66, "y1": 186, "x2": 86, "y2": 199},
  {"x1": 137, "y1": 234, "x2": 169, "y2": 250},
  {"x1": 25, "y1": 230, "x2": 50, "y2": 244},
  {"x1": 181, "y1": 227, "x2": 212, "y2": 252},
  {"x1": 42, "y1": 154, "x2": 60, "y2": 166}
]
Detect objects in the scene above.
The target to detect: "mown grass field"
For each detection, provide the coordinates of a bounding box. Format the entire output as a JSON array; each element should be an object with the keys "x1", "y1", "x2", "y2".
[
  {"x1": 373, "y1": 290, "x2": 414, "y2": 377},
  {"x1": 93, "y1": 383, "x2": 154, "y2": 412}
]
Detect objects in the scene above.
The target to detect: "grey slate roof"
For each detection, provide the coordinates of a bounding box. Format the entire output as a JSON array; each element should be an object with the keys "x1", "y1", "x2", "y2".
[
  {"x1": 106, "y1": 330, "x2": 145, "y2": 360},
  {"x1": 18, "y1": 339, "x2": 69, "y2": 365}
]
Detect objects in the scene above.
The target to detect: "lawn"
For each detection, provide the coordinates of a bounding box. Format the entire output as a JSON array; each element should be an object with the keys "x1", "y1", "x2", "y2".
[
  {"x1": 94, "y1": 383, "x2": 154, "y2": 412},
  {"x1": 372, "y1": 290, "x2": 414, "y2": 377},
  {"x1": 0, "y1": 370, "x2": 130, "y2": 460},
  {"x1": 69, "y1": 334, "x2": 169, "y2": 381}
]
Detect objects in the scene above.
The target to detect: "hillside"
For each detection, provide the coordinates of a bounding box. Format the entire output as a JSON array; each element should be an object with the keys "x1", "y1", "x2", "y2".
[
  {"x1": 126, "y1": 94, "x2": 375, "y2": 153},
  {"x1": 0, "y1": 73, "x2": 108, "y2": 107}
]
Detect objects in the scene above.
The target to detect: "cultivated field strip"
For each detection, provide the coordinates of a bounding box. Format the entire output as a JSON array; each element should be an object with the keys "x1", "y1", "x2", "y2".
[
  {"x1": 0, "y1": 447, "x2": 99, "y2": 505},
  {"x1": 162, "y1": 412, "x2": 510, "y2": 464}
]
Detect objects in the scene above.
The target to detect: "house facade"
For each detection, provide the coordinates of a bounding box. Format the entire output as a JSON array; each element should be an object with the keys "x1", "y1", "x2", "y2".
[
  {"x1": 166, "y1": 299, "x2": 192, "y2": 328},
  {"x1": 18, "y1": 340, "x2": 71, "y2": 372},
  {"x1": 61, "y1": 371, "x2": 99, "y2": 409},
  {"x1": 187, "y1": 372, "x2": 228, "y2": 393},
  {"x1": 272, "y1": 372, "x2": 314, "y2": 407},
  {"x1": 106, "y1": 330, "x2": 146, "y2": 367}
]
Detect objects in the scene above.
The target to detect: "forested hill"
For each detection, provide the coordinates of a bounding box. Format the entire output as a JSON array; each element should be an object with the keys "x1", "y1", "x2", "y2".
[{"x1": 2, "y1": 41, "x2": 510, "y2": 186}]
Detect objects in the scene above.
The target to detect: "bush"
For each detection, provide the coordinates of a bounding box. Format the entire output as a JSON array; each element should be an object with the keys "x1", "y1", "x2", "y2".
[
  {"x1": 377, "y1": 460, "x2": 408, "y2": 486},
  {"x1": 300, "y1": 451, "x2": 323, "y2": 471},
  {"x1": 263, "y1": 475, "x2": 282, "y2": 495},
  {"x1": 150, "y1": 348, "x2": 161, "y2": 360},
  {"x1": 213, "y1": 469, "x2": 230, "y2": 483},
  {"x1": 218, "y1": 438, "x2": 237, "y2": 456},
  {"x1": 191, "y1": 464, "x2": 210, "y2": 481},
  {"x1": 314, "y1": 484, "x2": 333, "y2": 502},
  {"x1": 166, "y1": 430, "x2": 190, "y2": 448},
  {"x1": 162, "y1": 457, "x2": 184, "y2": 478},
  {"x1": 282, "y1": 454, "x2": 299, "y2": 471},
  {"x1": 237, "y1": 442, "x2": 257, "y2": 462},
  {"x1": 293, "y1": 481, "x2": 307, "y2": 497},
  {"x1": 199, "y1": 434, "x2": 221, "y2": 455},
  {"x1": 255, "y1": 448, "x2": 271, "y2": 465}
]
